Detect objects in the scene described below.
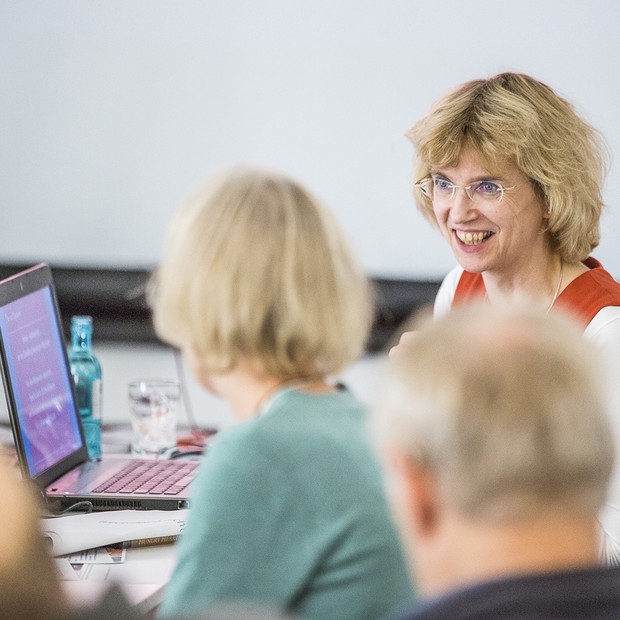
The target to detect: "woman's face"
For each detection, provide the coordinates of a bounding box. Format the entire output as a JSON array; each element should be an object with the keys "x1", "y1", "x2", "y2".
[{"x1": 431, "y1": 148, "x2": 550, "y2": 278}]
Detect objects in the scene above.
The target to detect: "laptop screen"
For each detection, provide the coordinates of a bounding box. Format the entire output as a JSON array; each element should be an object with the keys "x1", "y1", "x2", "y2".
[{"x1": 0, "y1": 284, "x2": 83, "y2": 477}]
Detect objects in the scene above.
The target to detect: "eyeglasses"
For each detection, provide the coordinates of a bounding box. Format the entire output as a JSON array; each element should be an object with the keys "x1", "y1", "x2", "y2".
[{"x1": 416, "y1": 176, "x2": 517, "y2": 203}]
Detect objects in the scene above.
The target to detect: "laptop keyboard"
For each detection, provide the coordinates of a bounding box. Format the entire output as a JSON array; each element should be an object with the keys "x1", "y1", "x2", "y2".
[{"x1": 92, "y1": 460, "x2": 198, "y2": 496}]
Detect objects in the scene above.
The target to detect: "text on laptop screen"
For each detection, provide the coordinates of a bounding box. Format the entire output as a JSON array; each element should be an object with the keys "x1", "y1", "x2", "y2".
[{"x1": 0, "y1": 286, "x2": 83, "y2": 476}]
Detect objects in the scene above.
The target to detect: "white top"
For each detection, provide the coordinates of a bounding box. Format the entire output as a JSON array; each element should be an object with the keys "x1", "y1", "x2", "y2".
[{"x1": 434, "y1": 265, "x2": 620, "y2": 563}]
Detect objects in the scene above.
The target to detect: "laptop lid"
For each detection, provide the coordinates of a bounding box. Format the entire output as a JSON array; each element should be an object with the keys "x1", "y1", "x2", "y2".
[
  {"x1": 0, "y1": 263, "x2": 197, "y2": 511},
  {"x1": 0, "y1": 263, "x2": 89, "y2": 489}
]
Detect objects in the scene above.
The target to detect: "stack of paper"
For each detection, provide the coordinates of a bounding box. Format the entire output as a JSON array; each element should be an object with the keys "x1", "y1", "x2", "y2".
[{"x1": 41, "y1": 509, "x2": 188, "y2": 557}]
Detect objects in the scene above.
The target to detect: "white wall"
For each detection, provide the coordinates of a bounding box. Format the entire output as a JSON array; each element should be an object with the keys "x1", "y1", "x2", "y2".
[
  {"x1": 92, "y1": 344, "x2": 387, "y2": 435},
  {"x1": 1, "y1": 0, "x2": 619, "y2": 279},
  {"x1": 0, "y1": 342, "x2": 388, "y2": 441}
]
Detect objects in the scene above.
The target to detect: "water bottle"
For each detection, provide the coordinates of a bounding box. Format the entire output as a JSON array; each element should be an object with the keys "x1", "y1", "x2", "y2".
[{"x1": 68, "y1": 315, "x2": 103, "y2": 459}]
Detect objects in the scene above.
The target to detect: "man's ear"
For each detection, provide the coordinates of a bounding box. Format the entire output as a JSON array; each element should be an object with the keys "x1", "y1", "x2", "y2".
[{"x1": 387, "y1": 450, "x2": 441, "y2": 538}]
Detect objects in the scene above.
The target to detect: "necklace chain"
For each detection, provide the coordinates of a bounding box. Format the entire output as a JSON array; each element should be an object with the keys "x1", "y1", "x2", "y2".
[
  {"x1": 484, "y1": 260, "x2": 563, "y2": 314},
  {"x1": 545, "y1": 260, "x2": 564, "y2": 314}
]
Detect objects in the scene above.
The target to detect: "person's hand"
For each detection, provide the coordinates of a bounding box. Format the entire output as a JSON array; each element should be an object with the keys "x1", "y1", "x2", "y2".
[{"x1": 389, "y1": 331, "x2": 418, "y2": 359}]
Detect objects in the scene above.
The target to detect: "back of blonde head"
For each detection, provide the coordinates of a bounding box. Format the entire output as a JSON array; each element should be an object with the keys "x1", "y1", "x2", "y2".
[
  {"x1": 151, "y1": 165, "x2": 372, "y2": 379},
  {"x1": 376, "y1": 304, "x2": 614, "y2": 522}
]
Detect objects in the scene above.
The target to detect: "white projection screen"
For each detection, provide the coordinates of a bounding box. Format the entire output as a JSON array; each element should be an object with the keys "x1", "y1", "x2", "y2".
[{"x1": 1, "y1": 0, "x2": 619, "y2": 280}]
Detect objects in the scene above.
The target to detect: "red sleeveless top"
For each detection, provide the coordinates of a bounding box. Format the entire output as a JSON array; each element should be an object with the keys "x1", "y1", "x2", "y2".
[{"x1": 453, "y1": 257, "x2": 620, "y2": 326}]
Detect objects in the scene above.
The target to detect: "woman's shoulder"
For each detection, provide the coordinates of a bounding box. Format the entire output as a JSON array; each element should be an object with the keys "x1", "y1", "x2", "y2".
[
  {"x1": 584, "y1": 306, "x2": 620, "y2": 343},
  {"x1": 557, "y1": 258, "x2": 620, "y2": 325},
  {"x1": 192, "y1": 419, "x2": 289, "y2": 500},
  {"x1": 196, "y1": 388, "x2": 376, "y2": 504},
  {"x1": 207, "y1": 416, "x2": 266, "y2": 455},
  {"x1": 434, "y1": 265, "x2": 464, "y2": 318},
  {"x1": 264, "y1": 387, "x2": 366, "y2": 430},
  {"x1": 209, "y1": 388, "x2": 365, "y2": 455}
]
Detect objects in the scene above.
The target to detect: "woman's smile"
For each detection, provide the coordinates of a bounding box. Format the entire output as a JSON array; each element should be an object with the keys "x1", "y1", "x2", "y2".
[
  {"x1": 454, "y1": 229, "x2": 494, "y2": 246},
  {"x1": 433, "y1": 148, "x2": 547, "y2": 274}
]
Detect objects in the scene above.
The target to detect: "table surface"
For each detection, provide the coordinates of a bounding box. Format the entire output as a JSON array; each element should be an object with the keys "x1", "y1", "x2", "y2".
[
  {"x1": 54, "y1": 426, "x2": 191, "y2": 613},
  {"x1": 61, "y1": 543, "x2": 178, "y2": 614},
  {"x1": 0, "y1": 422, "x2": 189, "y2": 614}
]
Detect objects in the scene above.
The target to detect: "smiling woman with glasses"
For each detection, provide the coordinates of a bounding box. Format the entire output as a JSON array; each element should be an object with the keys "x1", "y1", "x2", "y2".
[{"x1": 392, "y1": 71, "x2": 620, "y2": 564}]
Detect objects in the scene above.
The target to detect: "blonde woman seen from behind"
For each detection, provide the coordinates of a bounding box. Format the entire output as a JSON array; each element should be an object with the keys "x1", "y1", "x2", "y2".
[{"x1": 152, "y1": 165, "x2": 414, "y2": 620}]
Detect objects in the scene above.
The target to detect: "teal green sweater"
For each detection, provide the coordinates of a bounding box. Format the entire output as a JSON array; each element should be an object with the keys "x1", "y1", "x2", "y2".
[{"x1": 159, "y1": 387, "x2": 414, "y2": 619}]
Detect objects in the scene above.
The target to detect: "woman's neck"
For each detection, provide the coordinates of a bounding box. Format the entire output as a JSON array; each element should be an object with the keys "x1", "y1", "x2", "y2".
[
  {"x1": 207, "y1": 367, "x2": 333, "y2": 420},
  {"x1": 483, "y1": 255, "x2": 589, "y2": 311},
  {"x1": 483, "y1": 251, "x2": 562, "y2": 309}
]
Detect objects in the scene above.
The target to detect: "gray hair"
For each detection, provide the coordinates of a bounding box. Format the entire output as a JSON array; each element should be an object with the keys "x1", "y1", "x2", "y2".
[{"x1": 374, "y1": 303, "x2": 614, "y2": 521}]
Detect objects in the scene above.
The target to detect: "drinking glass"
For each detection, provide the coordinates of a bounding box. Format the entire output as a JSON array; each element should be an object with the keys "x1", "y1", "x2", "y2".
[{"x1": 128, "y1": 378, "x2": 179, "y2": 458}]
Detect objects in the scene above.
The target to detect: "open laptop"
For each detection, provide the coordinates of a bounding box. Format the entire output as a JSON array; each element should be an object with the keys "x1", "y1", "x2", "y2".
[{"x1": 0, "y1": 263, "x2": 197, "y2": 511}]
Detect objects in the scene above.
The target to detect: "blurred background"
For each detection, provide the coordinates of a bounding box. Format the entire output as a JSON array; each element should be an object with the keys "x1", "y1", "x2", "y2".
[{"x1": 1, "y1": 0, "x2": 618, "y2": 433}]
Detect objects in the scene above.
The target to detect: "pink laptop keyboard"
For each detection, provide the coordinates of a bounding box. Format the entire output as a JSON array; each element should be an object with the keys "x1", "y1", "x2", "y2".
[{"x1": 92, "y1": 460, "x2": 198, "y2": 496}]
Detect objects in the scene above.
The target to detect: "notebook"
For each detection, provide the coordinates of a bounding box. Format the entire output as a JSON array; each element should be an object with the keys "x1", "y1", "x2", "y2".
[{"x1": 0, "y1": 263, "x2": 197, "y2": 511}]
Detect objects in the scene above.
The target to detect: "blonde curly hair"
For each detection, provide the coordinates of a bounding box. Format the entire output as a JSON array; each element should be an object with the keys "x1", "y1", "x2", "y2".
[{"x1": 407, "y1": 72, "x2": 609, "y2": 263}]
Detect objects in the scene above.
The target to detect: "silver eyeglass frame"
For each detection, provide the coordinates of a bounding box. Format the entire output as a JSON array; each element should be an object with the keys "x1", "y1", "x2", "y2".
[{"x1": 416, "y1": 177, "x2": 518, "y2": 203}]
